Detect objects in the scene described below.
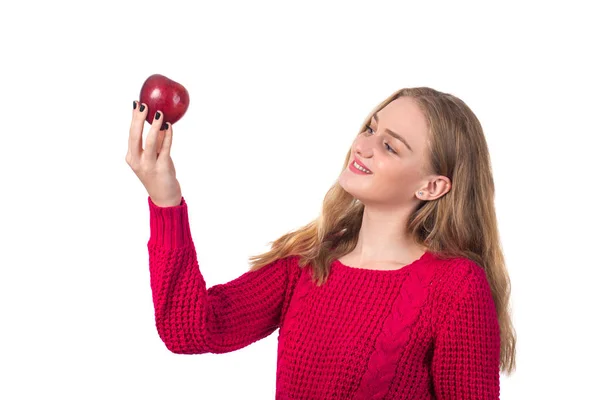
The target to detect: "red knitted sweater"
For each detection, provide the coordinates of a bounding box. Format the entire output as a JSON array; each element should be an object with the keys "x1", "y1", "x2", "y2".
[{"x1": 147, "y1": 196, "x2": 501, "y2": 399}]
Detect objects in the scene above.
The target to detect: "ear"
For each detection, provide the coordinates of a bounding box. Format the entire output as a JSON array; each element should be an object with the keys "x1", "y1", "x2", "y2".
[{"x1": 418, "y1": 176, "x2": 451, "y2": 200}]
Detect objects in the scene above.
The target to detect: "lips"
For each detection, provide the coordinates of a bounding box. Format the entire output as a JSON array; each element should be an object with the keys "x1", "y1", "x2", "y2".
[{"x1": 353, "y1": 158, "x2": 372, "y2": 173}]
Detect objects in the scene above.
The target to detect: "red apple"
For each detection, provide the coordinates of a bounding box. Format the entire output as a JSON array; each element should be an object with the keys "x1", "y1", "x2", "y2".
[{"x1": 139, "y1": 74, "x2": 189, "y2": 126}]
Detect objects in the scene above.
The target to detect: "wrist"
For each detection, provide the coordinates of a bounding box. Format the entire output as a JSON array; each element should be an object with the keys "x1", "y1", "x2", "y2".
[{"x1": 150, "y1": 196, "x2": 182, "y2": 207}]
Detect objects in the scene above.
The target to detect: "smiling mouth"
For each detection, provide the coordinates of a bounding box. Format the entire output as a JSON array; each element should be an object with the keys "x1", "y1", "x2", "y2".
[{"x1": 350, "y1": 160, "x2": 372, "y2": 174}]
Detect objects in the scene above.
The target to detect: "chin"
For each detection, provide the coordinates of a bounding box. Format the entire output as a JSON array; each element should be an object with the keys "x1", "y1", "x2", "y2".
[{"x1": 339, "y1": 168, "x2": 369, "y2": 193}]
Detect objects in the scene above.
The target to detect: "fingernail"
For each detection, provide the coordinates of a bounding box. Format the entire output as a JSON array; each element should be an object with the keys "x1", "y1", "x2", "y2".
[
  {"x1": 161, "y1": 122, "x2": 168, "y2": 130},
  {"x1": 139, "y1": 104, "x2": 145, "y2": 112},
  {"x1": 155, "y1": 111, "x2": 160, "y2": 120},
  {"x1": 133, "y1": 100, "x2": 137, "y2": 109}
]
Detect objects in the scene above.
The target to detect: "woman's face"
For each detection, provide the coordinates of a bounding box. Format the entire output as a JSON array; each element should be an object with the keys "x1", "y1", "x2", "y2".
[{"x1": 338, "y1": 96, "x2": 432, "y2": 208}]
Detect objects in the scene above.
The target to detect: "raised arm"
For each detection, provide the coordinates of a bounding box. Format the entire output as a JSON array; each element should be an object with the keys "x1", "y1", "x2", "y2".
[{"x1": 147, "y1": 196, "x2": 301, "y2": 354}]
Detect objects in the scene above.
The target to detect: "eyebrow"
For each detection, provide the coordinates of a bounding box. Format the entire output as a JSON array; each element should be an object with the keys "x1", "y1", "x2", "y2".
[{"x1": 372, "y1": 113, "x2": 413, "y2": 152}]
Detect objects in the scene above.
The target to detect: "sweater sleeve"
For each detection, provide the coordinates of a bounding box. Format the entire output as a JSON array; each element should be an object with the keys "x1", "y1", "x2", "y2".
[
  {"x1": 146, "y1": 196, "x2": 300, "y2": 354},
  {"x1": 431, "y1": 263, "x2": 501, "y2": 399}
]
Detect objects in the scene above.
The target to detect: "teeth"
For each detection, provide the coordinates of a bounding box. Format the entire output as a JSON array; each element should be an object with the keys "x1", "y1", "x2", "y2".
[{"x1": 353, "y1": 161, "x2": 371, "y2": 173}]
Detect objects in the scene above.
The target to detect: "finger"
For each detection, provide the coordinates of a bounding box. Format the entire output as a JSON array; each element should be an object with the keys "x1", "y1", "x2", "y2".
[
  {"x1": 144, "y1": 110, "x2": 164, "y2": 157},
  {"x1": 156, "y1": 130, "x2": 166, "y2": 156},
  {"x1": 128, "y1": 100, "x2": 147, "y2": 161},
  {"x1": 156, "y1": 119, "x2": 169, "y2": 154},
  {"x1": 158, "y1": 122, "x2": 173, "y2": 160}
]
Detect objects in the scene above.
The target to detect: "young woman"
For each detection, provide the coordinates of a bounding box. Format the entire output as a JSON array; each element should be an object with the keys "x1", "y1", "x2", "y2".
[{"x1": 126, "y1": 87, "x2": 516, "y2": 399}]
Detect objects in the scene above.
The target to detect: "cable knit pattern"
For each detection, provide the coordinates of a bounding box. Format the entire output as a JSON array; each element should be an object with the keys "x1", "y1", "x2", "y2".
[
  {"x1": 353, "y1": 252, "x2": 438, "y2": 399},
  {"x1": 146, "y1": 196, "x2": 501, "y2": 399}
]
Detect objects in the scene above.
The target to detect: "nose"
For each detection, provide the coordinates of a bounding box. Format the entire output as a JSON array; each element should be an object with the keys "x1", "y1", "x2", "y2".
[{"x1": 354, "y1": 134, "x2": 376, "y2": 158}]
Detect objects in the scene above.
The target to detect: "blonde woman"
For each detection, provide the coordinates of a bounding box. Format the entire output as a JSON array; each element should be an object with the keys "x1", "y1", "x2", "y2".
[{"x1": 127, "y1": 87, "x2": 516, "y2": 399}]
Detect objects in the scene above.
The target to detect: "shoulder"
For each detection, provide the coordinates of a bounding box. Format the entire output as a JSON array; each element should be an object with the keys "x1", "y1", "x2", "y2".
[
  {"x1": 277, "y1": 255, "x2": 306, "y2": 281},
  {"x1": 247, "y1": 255, "x2": 304, "y2": 282},
  {"x1": 429, "y1": 254, "x2": 489, "y2": 292},
  {"x1": 428, "y1": 255, "x2": 494, "y2": 323}
]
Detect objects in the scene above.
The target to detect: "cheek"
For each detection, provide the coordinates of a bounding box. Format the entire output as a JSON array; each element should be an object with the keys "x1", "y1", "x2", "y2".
[{"x1": 378, "y1": 161, "x2": 419, "y2": 186}]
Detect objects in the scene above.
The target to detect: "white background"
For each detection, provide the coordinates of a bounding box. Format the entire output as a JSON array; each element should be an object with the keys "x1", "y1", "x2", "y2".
[{"x1": 1, "y1": 0, "x2": 598, "y2": 398}]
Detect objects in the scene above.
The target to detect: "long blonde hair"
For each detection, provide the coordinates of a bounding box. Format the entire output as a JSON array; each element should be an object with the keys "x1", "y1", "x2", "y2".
[{"x1": 247, "y1": 87, "x2": 516, "y2": 374}]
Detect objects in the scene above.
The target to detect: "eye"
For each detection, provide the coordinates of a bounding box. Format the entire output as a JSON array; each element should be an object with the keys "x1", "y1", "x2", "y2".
[{"x1": 365, "y1": 125, "x2": 397, "y2": 154}]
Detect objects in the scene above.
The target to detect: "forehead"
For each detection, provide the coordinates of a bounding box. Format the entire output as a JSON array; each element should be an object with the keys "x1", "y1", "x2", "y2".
[{"x1": 375, "y1": 97, "x2": 429, "y2": 143}]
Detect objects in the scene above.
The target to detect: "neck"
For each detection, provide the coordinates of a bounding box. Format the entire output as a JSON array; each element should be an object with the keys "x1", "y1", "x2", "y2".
[{"x1": 351, "y1": 205, "x2": 425, "y2": 264}]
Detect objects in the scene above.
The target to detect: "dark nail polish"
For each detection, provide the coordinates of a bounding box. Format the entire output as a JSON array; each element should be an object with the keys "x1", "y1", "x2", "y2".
[
  {"x1": 139, "y1": 104, "x2": 145, "y2": 112},
  {"x1": 155, "y1": 111, "x2": 160, "y2": 120},
  {"x1": 161, "y1": 122, "x2": 168, "y2": 130},
  {"x1": 133, "y1": 101, "x2": 137, "y2": 109}
]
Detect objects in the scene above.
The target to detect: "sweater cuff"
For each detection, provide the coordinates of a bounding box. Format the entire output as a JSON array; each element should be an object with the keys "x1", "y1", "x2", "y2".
[{"x1": 148, "y1": 196, "x2": 193, "y2": 249}]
